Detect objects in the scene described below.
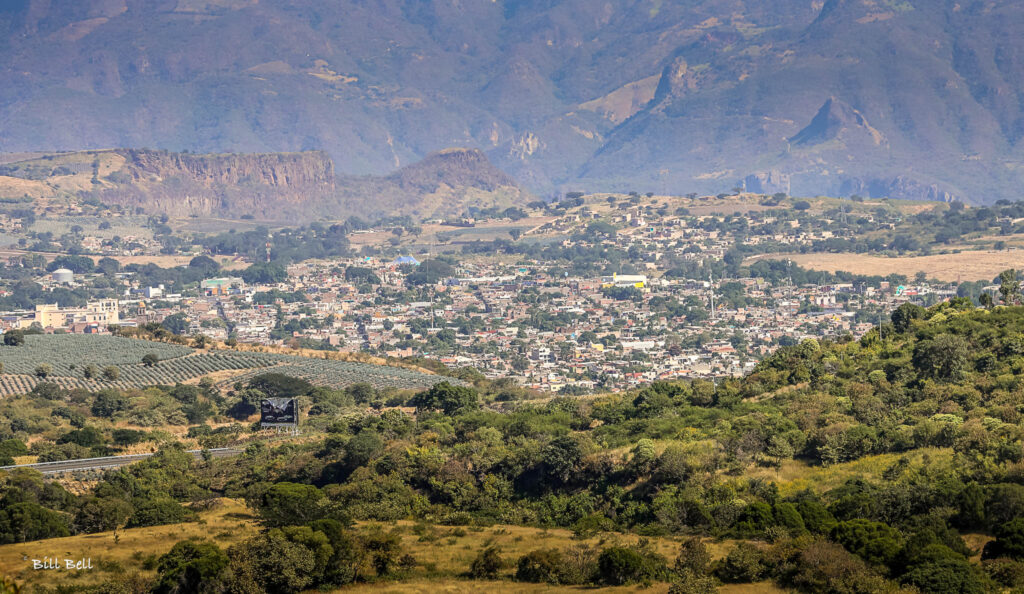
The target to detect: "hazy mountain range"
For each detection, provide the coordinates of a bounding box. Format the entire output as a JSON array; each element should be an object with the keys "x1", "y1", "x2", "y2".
[{"x1": 1, "y1": 0, "x2": 1022, "y2": 204}]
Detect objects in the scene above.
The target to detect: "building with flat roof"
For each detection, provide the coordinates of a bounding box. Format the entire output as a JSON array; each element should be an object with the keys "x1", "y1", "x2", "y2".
[
  {"x1": 600, "y1": 273, "x2": 648, "y2": 288},
  {"x1": 33, "y1": 300, "x2": 119, "y2": 329},
  {"x1": 201, "y1": 277, "x2": 245, "y2": 296}
]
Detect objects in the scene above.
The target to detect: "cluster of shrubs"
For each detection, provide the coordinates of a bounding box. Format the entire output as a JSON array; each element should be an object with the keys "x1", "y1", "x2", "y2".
[{"x1": 150, "y1": 522, "x2": 412, "y2": 593}]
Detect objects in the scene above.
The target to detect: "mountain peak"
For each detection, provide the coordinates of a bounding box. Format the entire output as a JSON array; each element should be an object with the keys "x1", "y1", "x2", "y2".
[
  {"x1": 391, "y1": 148, "x2": 518, "y2": 193},
  {"x1": 789, "y1": 97, "x2": 885, "y2": 146}
]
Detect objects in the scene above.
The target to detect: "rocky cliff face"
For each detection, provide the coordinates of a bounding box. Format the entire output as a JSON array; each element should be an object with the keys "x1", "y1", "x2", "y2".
[
  {"x1": 3, "y1": 147, "x2": 527, "y2": 221},
  {"x1": 93, "y1": 150, "x2": 336, "y2": 218},
  {"x1": 119, "y1": 149, "x2": 335, "y2": 189}
]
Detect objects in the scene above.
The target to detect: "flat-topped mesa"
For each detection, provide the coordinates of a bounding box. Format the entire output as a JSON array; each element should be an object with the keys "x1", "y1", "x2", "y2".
[
  {"x1": 92, "y1": 149, "x2": 336, "y2": 219},
  {"x1": 116, "y1": 149, "x2": 335, "y2": 189}
]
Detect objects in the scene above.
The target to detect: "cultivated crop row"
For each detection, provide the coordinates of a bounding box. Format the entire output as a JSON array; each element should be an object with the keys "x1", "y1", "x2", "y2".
[
  {"x1": 0, "y1": 335, "x2": 452, "y2": 395},
  {"x1": 0, "y1": 334, "x2": 191, "y2": 376}
]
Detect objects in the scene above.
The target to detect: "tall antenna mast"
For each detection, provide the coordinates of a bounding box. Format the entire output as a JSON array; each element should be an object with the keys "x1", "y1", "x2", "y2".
[{"x1": 709, "y1": 272, "x2": 716, "y2": 321}]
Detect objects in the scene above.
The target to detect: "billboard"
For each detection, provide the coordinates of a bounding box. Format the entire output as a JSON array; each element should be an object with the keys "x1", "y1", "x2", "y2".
[{"x1": 260, "y1": 398, "x2": 297, "y2": 427}]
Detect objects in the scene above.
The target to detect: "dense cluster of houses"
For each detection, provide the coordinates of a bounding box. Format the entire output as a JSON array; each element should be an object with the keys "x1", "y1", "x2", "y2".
[{"x1": 0, "y1": 198, "x2": 974, "y2": 392}]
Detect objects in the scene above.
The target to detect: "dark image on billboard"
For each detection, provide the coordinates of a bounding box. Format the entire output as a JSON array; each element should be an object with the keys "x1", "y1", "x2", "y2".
[{"x1": 260, "y1": 397, "x2": 297, "y2": 426}]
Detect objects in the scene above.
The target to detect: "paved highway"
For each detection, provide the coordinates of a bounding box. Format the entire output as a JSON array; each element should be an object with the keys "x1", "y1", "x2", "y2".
[{"x1": 0, "y1": 448, "x2": 241, "y2": 475}]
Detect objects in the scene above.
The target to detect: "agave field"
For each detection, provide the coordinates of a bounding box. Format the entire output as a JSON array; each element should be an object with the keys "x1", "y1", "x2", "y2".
[{"x1": 0, "y1": 334, "x2": 452, "y2": 395}]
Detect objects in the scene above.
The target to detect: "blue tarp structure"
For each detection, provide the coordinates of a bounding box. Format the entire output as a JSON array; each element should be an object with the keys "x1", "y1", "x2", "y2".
[{"x1": 391, "y1": 255, "x2": 420, "y2": 266}]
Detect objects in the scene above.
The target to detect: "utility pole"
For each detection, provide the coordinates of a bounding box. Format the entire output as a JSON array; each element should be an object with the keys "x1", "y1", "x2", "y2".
[
  {"x1": 709, "y1": 272, "x2": 716, "y2": 321},
  {"x1": 430, "y1": 285, "x2": 436, "y2": 331}
]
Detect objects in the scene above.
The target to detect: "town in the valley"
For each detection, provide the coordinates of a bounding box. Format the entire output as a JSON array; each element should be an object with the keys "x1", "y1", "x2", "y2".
[{"x1": 0, "y1": 193, "x2": 1000, "y2": 393}]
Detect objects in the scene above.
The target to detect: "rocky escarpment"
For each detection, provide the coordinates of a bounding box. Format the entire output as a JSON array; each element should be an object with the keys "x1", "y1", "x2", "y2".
[
  {"x1": 39, "y1": 147, "x2": 529, "y2": 221},
  {"x1": 117, "y1": 149, "x2": 335, "y2": 189},
  {"x1": 91, "y1": 150, "x2": 336, "y2": 219}
]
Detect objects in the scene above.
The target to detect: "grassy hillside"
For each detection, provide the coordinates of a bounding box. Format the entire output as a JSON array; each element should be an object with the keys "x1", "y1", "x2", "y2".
[
  {"x1": 3, "y1": 300, "x2": 1024, "y2": 592},
  {"x1": 0, "y1": 498, "x2": 785, "y2": 592}
]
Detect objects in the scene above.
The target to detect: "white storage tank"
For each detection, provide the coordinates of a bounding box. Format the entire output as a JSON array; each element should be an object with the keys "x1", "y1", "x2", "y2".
[{"x1": 52, "y1": 268, "x2": 74, "y2": 284}]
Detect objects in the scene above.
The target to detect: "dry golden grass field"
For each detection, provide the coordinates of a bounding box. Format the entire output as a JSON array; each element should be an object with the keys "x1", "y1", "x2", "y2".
[
  {"x1": 0, "y1": 498, "x2": 260, "y2": 589},
  {"x1": 748, "y1": 250, "x2": 1024, "y2": 282},
  {"x1": 336, "y1": 578, "x2": 785, "y2": 593},
  {"x1": 0, "y1": 497, "x2": 788, "y2": 592}
]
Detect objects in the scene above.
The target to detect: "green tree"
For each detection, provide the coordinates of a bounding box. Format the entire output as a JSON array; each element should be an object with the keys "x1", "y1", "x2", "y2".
[
  {"x1": 984, "y1": 518, "x2": 1024, "y2": 560},
  {"x1": 142, "y1": 353, "x2": 160, "y2": 367},
  {"x1": 669, "y1": 570, "x2": 719, "y2": 594},
  {"x1": 153, "y1": 540, "x2": 230, "y2": 594},
  {"x1": 831, "y1": 519, "x2": 903, "y2": 567},
  {"x1": 72, "y1": 495, "x2": 133, "y2": 533},
  {"x1": 343, "y1": 431, "x2": 384, "y2": 471},
  {"x1": 999, "y1": 269, "x2": 1020, "y2": 305},
  {"x1": 253, "y1": 483, "x2": 327, "y2": 527},
  {"x1": 308, "y1": 519, "x2": 364, "y2": 585},
  {"x1": 912, "y1": 335, "x2": 970, "y2": 381},
  {"x1": 91, "y1": 389, "x2": 128, "y2": 417},
  {"x1": 630, "y1": 438, "x2": 657, "y2": 476},
  {"x1": 161, "y1": 313, "x2": 189, "y2": 335},
  {"x1": 362, "y1": 528, "x2": 402, "y2": 576},
  {"x1": 469, "y1": 545, "x2": 504, "y2": 579},
  {"x1": 3, "y1": 330, "x2": 25, "y2": 346},
  {"x1": 408, "y1": 382, "x2": 479, "y2": 415},
  {"x1": 0, "y1": 502, "x2": 70, "y2": 544},
  {"x1": 228, "y1": 530, "x2": 315, "y2": 593},
  {"x1": 241, "y1": 262, "x2": 288, "y2": 284},
  {"x1": 717, "y1": 542, "x2": 765, "y2": 582},
  {"x1": 541, "y1": 435, "x2": 584, "y2": 485},
  {"x1": 597, "y1": 547, "x2": 648, "y2": 586},
  {"x1": 516, "y1": 549, "x2": 563, "y2": 584},
  {"x1": 674, "y1": 537, "x2": 711, "y2": 575},
  {"x1": 774, "y1": 502, "x2": 807, "y2": 536},
  {"x1": 891, "y1": 303, "x2": 925, "y2": 333},
  {"x1": 903, "y1": 544, "x2": 986, "y2": 594}
]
